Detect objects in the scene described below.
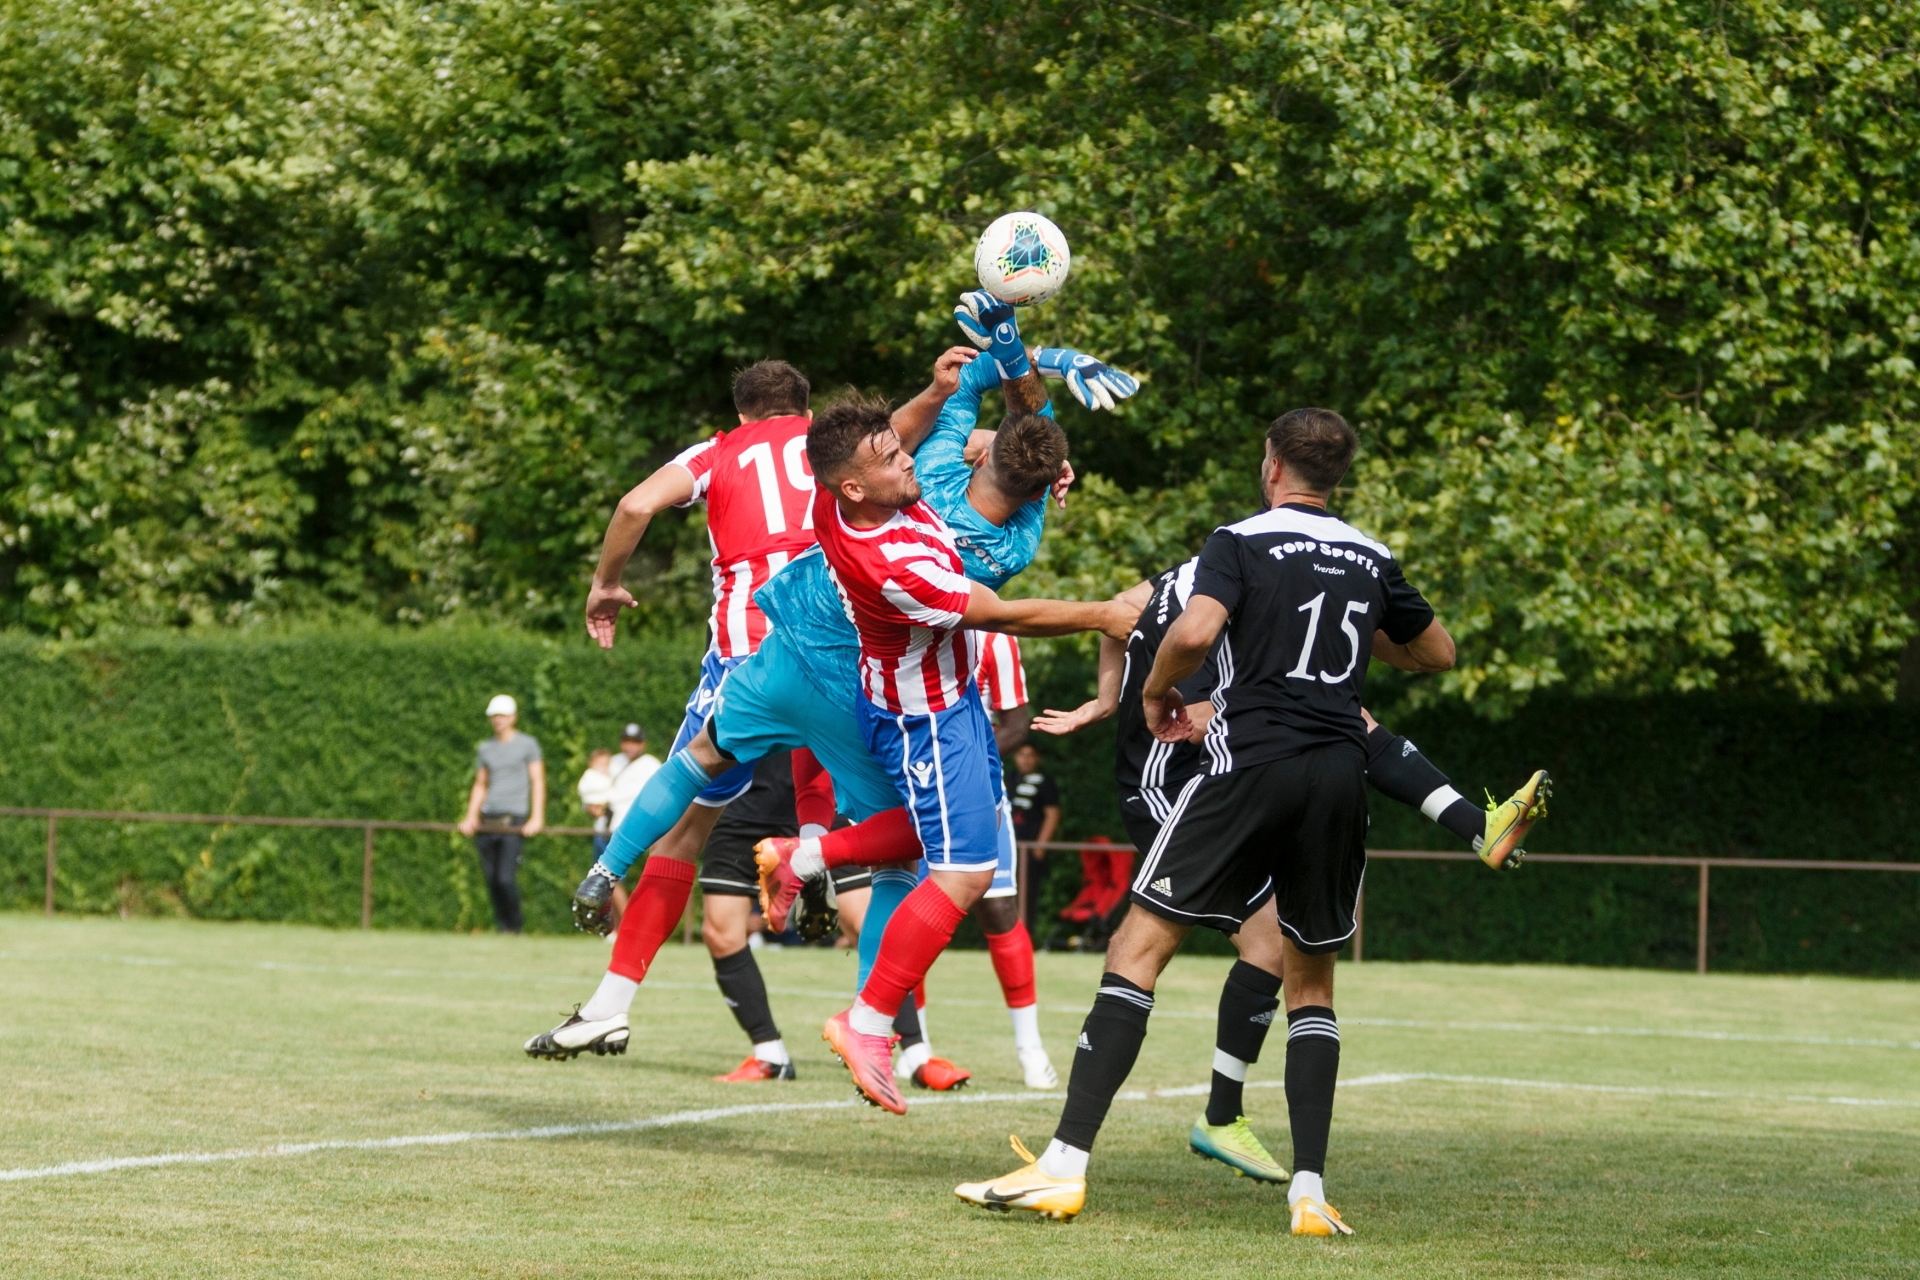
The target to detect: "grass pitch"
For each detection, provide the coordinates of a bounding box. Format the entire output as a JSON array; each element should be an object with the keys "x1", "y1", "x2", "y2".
[{"x1": 2, "y1": 915, "x2": 1917, "y2": 1278}]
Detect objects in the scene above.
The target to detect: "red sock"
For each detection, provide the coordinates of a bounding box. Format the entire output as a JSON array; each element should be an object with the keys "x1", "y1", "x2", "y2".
[
  {"x1": 790, "y1": 748, "x2": 838, "y2": 831},
  {"x1": 914, "y1": 980, "x2": 928, "y2": 1011},
  {"x1": 820, "y1": 806, "x2": 922, "y2": 869},
  {"x1": 984, "y1": 920, "x2": 1037, "y2": 1008},
  {"x1": 859, "y1": 879, "x2": 967, "y2": 1017},
  {"x1": 608, "y1": 857, "x2": 697, "y2": 982}
]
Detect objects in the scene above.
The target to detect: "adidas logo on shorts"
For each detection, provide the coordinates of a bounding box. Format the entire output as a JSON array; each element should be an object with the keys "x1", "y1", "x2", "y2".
[{"x1": 1149, "y1": 876, "x2": 1173, "y2": 896}]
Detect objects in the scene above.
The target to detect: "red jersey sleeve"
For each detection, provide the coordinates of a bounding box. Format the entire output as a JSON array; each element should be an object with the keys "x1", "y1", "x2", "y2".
[{"x1": 975, "y1": 633, "x2": 1028, "y2": 711}]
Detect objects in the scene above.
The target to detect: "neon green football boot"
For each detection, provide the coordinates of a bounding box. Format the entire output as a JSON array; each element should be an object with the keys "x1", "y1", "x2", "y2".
[
  {"x1": 1480, "y1": 769, "x2": 1551, "y2": 870},
  {"x1": 1189, "y1": 1115, "x2": 1290, "y2": 1184}
]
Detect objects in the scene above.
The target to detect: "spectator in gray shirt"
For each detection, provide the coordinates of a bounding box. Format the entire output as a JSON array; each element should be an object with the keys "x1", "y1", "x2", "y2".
[{"x1": 457, "y1": 694, "x2": 546, "y2": 933}]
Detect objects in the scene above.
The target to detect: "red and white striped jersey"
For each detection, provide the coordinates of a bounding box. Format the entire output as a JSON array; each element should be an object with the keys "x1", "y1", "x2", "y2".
[
  {"x1": 974, "y1": 632, "x2": 1027, "y2": 712},
  {"x1": 814, "y1": 487, "x2": 978, "y2": 716},
  {"x1": 668, "y1": 415, "x2": 819, "y2": 658}
]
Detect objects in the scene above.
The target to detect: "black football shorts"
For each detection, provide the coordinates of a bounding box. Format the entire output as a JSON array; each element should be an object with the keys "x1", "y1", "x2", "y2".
[{"x1": 1129, "y1": 746, "x2": 1368, "y2": 952}]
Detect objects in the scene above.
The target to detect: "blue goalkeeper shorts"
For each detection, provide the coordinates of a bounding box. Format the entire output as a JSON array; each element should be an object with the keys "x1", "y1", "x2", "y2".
[{"x1": 708, "y1": 630, "x2": 905, "y2": 823}]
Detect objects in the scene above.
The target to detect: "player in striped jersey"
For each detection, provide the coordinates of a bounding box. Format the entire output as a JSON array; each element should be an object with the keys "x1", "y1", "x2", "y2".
[
  {"x1": 802, "y1": 399, "x2": 1130, "y2": 1113},
  {"x1": 526, "y1": 353, "x2": 973, "y2": 1060}
]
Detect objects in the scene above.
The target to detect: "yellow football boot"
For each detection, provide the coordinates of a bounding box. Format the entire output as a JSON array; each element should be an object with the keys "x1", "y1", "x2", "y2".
[
  {"x1": 954, "y1": 1136, "x2": 1086, "y2": 1221},
  {"x1": 1290, "y1": 1196, "x2": 1354, "y2": 1236},
  {"x1": 1481, "y1": 769, "x2": 1551, "y2": 869}
]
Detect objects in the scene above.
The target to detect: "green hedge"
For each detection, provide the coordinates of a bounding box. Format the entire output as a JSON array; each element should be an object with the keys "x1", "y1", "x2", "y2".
[
  {"x1": 2, "y1": 629, "x2": 1915, "y2": 974},
  {"x1": 0, "y1": 627, "x2": 703, "y2": 934},
  {"x1": 1017, "y1": 646, "x2": 1920, "y2": 976}
]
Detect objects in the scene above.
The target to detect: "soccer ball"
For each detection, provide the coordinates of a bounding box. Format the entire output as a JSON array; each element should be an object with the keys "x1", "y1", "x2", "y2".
[{"x1": 973, "y1": 212, "x2": 1072, "y2": 307}]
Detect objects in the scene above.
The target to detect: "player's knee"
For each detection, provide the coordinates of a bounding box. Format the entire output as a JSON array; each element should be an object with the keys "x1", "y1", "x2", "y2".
[
  {"x1": 687, "y1": 727, "x2": 733, "y2": 777},
  {"x1": 974, "y1": 895, "x2": 1019, "y2": 934}
]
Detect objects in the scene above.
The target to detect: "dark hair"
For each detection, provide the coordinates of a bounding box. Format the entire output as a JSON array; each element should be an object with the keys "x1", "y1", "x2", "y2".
[
  {"x1": 1265, "y1": 408, "x2": 1356, "y2": 493},
  {"x1": 806, "y1": 395, "x2": 895, "y2": 485},
  {"x1": 732, "y1": 360, "x2": 811, "y2": 420},
  {"x1": 989, "y1": 413, "x2": 1069, "y2": 500}
]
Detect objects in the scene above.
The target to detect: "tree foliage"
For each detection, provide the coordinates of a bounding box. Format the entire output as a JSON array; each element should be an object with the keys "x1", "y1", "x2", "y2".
[{"x1": 4, "y1": 0, "x2": 1919, "y2": 705}]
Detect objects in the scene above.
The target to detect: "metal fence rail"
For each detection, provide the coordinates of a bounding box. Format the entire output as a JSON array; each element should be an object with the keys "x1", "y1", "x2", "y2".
[
  {"x1": 1017, "y1": 841, "x2": 1920, "y2": 973},
  {"x1": 7, "y1": 809, "x2": 1918, "y2": 971}
]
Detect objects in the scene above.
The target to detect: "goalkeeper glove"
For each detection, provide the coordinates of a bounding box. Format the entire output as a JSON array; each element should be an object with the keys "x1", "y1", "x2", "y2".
[
  {"x1": 954, "y1": 289, "x2": 1031, "y2": 380},
  {"x1": 1035, "y1": 347, "x2": 1141, "y2": 411}
]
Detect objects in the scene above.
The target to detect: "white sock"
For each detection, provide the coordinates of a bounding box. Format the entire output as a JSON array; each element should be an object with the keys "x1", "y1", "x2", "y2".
[
  {"x1": 915, "y1": 1002, "x2": 932, "y2": 1047},
  {"x1": 747, "y1": 931, "x2": 764, "y2": 950},
  {"x1": 1289, "y1": 1170, "x2": 1324, "y2": 1206},
  {"x1": 1009, "y1": 1003, "x2": 1043, "y2": 1051},
  {"x1": 848, "y1": 998, "x2": 894, "y2": 1038},
  {"x1": 790, "y1": 836, "x2": 826, "y2": 881},
  {"x1": 896, "y1": 1040, "x2": 932, "y2": 1077},
  {"x1": 753, "y1": 1039, "x2": 790, "y2": 1065},
  {"x1": 798, "y1": 823, "x2": 829, "y2": 840},
  {"x1": 1036, "y1": 1138, "x2": 1088, "y2": 1179},
  {"x1": 578, "y1": 972, "x2": 639, "y2": 1022}
]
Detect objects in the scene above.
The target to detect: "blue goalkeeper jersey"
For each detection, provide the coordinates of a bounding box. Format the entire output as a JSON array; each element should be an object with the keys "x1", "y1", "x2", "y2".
[{"x1": 755, "y1": 356, "x2": 1052, "y2": 708}]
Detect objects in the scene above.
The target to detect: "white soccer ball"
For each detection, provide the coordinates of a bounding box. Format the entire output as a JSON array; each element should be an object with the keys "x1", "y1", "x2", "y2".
[{"x1": 973, "y1": 211, "x2": 1072, "y2": 307}]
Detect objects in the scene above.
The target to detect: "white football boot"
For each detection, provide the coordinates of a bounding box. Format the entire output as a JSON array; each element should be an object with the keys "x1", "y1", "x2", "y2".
[{"x1": 523, "y1": 1008, "x2": 629, "y2": 1060}]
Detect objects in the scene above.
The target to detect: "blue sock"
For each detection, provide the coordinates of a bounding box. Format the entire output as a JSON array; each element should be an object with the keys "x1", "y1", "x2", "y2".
[
  {"x1": 857, "y1": 868, "x2": 916, "y2": 991},
  {"x1": 601, "y1": 751, "x2": 712, "y2": 878}
]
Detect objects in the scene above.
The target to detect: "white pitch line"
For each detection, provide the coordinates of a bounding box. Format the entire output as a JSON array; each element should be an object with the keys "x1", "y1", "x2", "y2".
[
  {"x1": 6, "y1": 1072, "x2": 1917, "y2": 1186},
  {"x1": 0, "y1": 1090, "x2": 1065, "y2": 1184},
  {"x1": 8, "y1": 951, "x2": 1918, "y2": 1051}
]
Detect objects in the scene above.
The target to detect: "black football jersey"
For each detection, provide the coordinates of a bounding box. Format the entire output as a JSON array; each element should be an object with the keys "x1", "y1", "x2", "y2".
[
  {"x1": 1188, "y1": 503, "x2": 1434, "y2": 768},
  {"x1": 1115, "y1": 559, "x2": 1223, "y2": 811}
]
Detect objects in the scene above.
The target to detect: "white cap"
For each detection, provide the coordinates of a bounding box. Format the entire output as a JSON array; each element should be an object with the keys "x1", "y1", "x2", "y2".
[{"x1": 486, "y1": 694, "x2": 517, "y2": 717}]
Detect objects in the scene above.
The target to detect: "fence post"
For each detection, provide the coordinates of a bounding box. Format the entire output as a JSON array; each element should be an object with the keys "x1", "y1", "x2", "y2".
[
  {"x1": 1696, "y1": 862, "x2": 1709, "y2": 974},
  {"x1": 1352, "y1": 881, "x2": 1365, "y2": 962},
  {"x1": 361, "y1": 826, "x2": 375, "y2": 930},
  {"x1": 44, "y1": 814, "x2": 57, "y2": 916}
]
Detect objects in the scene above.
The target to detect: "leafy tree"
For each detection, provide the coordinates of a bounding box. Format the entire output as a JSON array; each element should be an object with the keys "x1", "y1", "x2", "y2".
[{"x1": 3, "y1": 0, "x2": 1917, "y2": 708}]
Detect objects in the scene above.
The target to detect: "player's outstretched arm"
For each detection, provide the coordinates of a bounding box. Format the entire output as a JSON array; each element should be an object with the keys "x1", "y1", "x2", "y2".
[
  {"x1": 585, "y1": 463, "x2": 698, "y2": 649},
  {"x1": 891, "y1": 346, "x2": 978, "y2": 453},
  {"x1": 1033, "y1": 632, "x2": 1124, "y2": 736},
  {"x1": 1142, "y1": 595, "x2": 1229, "y2": 743},
  {"x1": 961, "y1": 583, "x2": 1134, "y2": 641},
  {"x1": 1370, "y1": 619, "x2": 1456, "y2": 673}
]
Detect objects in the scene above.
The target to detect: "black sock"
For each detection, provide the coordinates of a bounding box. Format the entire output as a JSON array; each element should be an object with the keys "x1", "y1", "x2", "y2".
[
  {"x1": 1054, "y1": 973, "x2": 1154, "y2": 1152},
  {"x1": 1365, "y1": 725, "x2": 1483, "y2": 846},
  {"x1": 892, "y1": 998, "x2": 923, "y2": 1050},
  {"x1": 712, "y1": 946, "x2": 779, "y2": 1045},
  {"x1": 1207, "y1": 960, "x2": 1282, "y2": 1125},
  {"x1": 1284, "y1": 1005, "x2": 1340, "y2": 1176}
]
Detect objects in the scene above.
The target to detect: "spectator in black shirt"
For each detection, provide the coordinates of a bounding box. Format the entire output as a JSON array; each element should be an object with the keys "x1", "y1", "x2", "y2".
[{"x1": 1008, "y1": 742, "x2": 1062, "y2": 851}]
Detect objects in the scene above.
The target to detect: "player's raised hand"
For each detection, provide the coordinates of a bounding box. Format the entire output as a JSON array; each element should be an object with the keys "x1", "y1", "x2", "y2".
[
  {"x1": 1035, "y1": 347, "x2": 1141, "y2": 411},
  {"x1": 932, "y1": 345, "x2": 977, "y2": 398},
  {"x1": 954, "y1": 289, "x2": 1015, "y2": 349},
  {"x1": 584, "y1": 581, "x2": 638, "y2": 649}
]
